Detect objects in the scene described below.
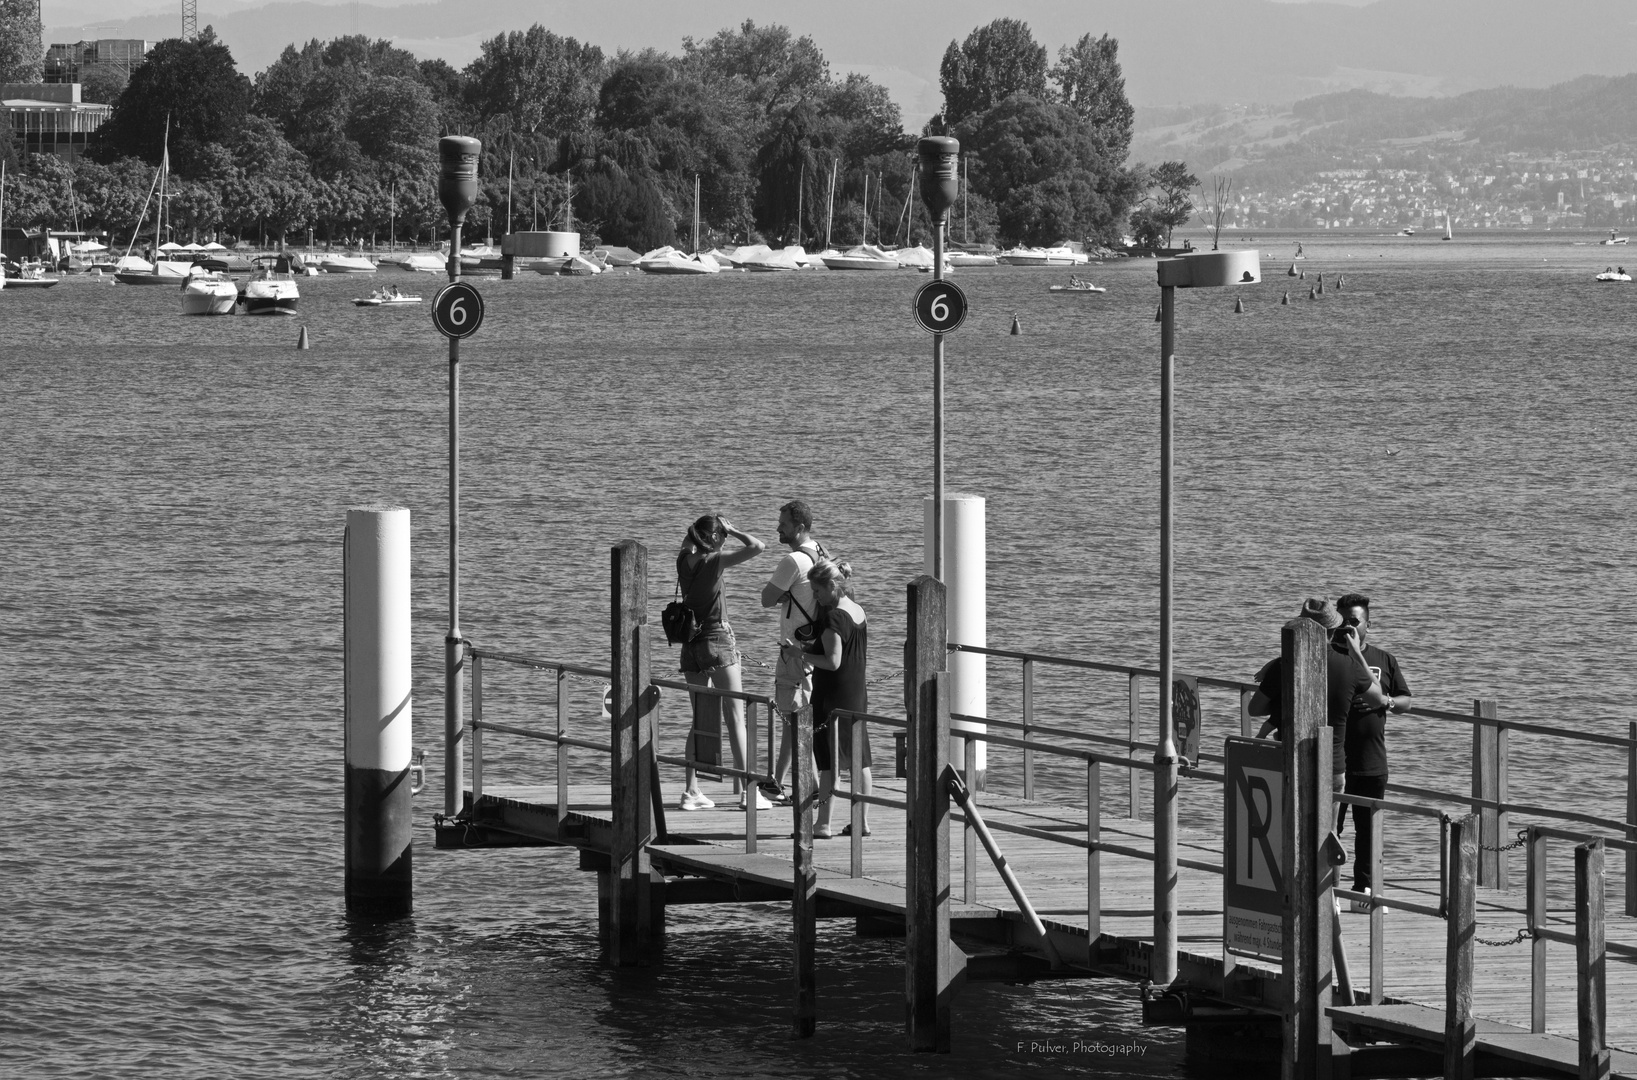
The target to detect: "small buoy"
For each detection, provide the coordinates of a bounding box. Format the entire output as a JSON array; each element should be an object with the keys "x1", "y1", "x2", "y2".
[
  {"x1": 1281, "y1": 291, "x2": 1290, "y2": 305},
  {"x1": 1337, "y1": 276, "x2": 1345, "y2": 290},
  {"x1": 1299, "y1": 269, "x2": 1306, "y2": 280},
  {"x1": 1317, "y1": 279, "x2": 1324, "y2": 295},
  {"x1": 1233, "y1": 296, "x2": 1245, "y2": 313},
  {"x1": 1308, "y1": 286, "x2": 1318, "y2": 300},
  {"x1": 1010, "y1": 312, "x2": 1021, "y2": 335},
  {"x1": 1287, "y1": 263, "x2": 1297, "y2": 277},
  {"x1": 297, "y1": 326, "x2": 310, "y2": 350},
  {"x1": 1154, "y1": 304, "x2": 1163, "y2": 323}
]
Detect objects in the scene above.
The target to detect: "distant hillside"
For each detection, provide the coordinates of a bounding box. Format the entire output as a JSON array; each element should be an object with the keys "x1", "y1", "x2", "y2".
[{"x1": 1133, "y1": 73, "x2": 1637, "y2": 177}]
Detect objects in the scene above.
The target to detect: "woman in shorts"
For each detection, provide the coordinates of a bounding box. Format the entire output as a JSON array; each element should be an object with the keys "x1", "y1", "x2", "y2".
[
  {"x1": 798, "y1": 557, "x2": 871, "y2": 838},
  {"x1": 677, "y1": 514, "x2": 765, "y2": 811}
]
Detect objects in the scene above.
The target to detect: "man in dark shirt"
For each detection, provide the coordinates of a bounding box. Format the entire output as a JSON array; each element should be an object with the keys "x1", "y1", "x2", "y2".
[
  {"x1": 1248, "y1": 598, "x2": 1388, "y2": 828},
  {"x1": 1336, "y1": 592, "x2": 1413, "y2": 909}
]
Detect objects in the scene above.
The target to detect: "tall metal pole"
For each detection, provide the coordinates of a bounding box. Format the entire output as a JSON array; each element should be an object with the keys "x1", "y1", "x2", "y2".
[
  {"x1": 918, "y1": 137, "x2": 959, "y2": 583},
  {"x1": 438, "y1": 136, "x2": 480, "y2": 819},
  {"x1": 1154, "y1": 284, "x2": 1179, "y2": 985}
]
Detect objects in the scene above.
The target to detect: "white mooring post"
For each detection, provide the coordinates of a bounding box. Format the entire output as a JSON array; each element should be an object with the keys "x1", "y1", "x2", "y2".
[
  {"x1": 344, "y1": 505, "x2": 413, "y2": 918},
  {"x1": 924, "y1": 494, "x2": 985, "y2": 787}
]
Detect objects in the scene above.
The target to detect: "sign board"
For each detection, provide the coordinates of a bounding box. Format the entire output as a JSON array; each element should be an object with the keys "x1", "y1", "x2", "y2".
[
  {"x1": 912, "y1": 279, "x2": 967, "y2": 335},
  {"x1": 1224, "y1": 735, "x2": 1285, "y2": 962},
  {"x1": 431, "y1": 281, "x2": 485, "y2": 339}
]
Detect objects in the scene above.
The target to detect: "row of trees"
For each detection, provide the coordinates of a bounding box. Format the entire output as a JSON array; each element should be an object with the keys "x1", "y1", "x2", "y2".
[{"x1": 2, "y1": 17, "x2": 1198, "y2": 252}]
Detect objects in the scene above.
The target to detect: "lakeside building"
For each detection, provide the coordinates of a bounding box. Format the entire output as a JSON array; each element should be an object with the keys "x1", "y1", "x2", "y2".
[
  {"x1": 1, "y1": 83, "x2": 111, "y2": 163},
  {"x1": 43, "y1": 39, "x2": 153, "y2": 84}
]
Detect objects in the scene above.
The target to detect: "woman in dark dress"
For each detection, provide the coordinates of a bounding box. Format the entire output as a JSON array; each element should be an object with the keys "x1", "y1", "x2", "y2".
[
  {"x1": 800, "y1": 558, "x2": 871, "y2": 838},
  {"x1": 677, "y1": 514, "x2": 765, "y2": 811}
]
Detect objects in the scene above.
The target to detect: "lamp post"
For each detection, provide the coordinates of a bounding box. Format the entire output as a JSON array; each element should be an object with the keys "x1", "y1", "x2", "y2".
[
  {"x1": 439, "y1": 135, "x2": 480, "y2": 819},
  {"x1": 1151, "y1": 249, "x2": 1260, "y2": 985},
  {"x1": 916, "y1": 136, "x2": 959, "y2": 580}
]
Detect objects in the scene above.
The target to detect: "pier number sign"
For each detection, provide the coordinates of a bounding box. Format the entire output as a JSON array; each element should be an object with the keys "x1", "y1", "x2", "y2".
[
  {"x1": 431, "y1": 281, "x2": 485, "y2": 339},
  {"x1": 1224, "y1": 736, "x2": 1286, "y2": 963},
  {"x1": 913, "y1": 280, "x2": 967, "y2": 335}
]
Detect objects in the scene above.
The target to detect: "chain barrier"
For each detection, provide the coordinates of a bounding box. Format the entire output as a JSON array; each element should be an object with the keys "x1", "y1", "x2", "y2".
[
  {"x1": 1480, "y1": 829, "x2": 1530, "y2": 854},
  {"x1": 1474, "y1": 926, "x2": 1534, "y2": 948}
]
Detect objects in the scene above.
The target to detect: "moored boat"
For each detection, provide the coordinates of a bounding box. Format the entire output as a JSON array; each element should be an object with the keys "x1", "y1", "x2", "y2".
[
  {"x1": 318, "y1": 254, "x2": 377, "y2": 274},
  {"x1": 946, "y1": 251, "x2": 998, "y2": 267},
  {"x1": 635, "y1": 246, "x2": 721, "y2": 275},
  {"x1": 180, "y1": 269, "x2": 239, "y2": 315},
  {"x1": 353, "y1": 285, "x2": 423, "y2": 306},
  {"x1": 1595, "y1": 266, "x2": 1631, "y2": 283},
  {"x1": 820, "y1": 244, "x2": 901, "y2": 271},
  {"x1": 240, "y1": 255, "x2": 301, "y2": 314}
]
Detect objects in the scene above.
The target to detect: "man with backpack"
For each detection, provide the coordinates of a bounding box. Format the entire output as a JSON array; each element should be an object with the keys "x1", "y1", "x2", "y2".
[{"x1": 759, "y1": 499, "x2": 828, "y2": 804}]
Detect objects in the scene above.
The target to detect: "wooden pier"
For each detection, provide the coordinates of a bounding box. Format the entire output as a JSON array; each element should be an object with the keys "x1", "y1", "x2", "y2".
[{"x1": 433, "y1": 541, "x2": 1637, "y2": 1077}]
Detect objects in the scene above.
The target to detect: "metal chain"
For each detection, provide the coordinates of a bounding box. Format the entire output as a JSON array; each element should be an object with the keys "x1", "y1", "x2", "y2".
[
  {"x1": 1474, "y1": 926, "x2": 1534, "y2": 948},
  {"x1": 1480, "y1": 829, "x2": 1530, "y2": 854}
]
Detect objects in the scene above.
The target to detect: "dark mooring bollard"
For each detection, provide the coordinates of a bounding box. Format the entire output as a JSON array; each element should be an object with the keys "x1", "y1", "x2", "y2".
[
  {"x1": 1282, "y1": 291, "x2": 1290, "y2": 305},
  {"x1": 1010, "y1": 312, "x2": 1021, "y2": 335},
  {"x1": 297, "y1": 325, "x2": 310, "y2": 350},
  {"x1": 344, "y1": 506, "x2": 414, "y2": 918},
  {"x1": 1234, "y1": 296, "x2": 1245, "y2": 313},
  {"x1": 1309, "y1": 286, "x2": 1318, "y2": 300}
]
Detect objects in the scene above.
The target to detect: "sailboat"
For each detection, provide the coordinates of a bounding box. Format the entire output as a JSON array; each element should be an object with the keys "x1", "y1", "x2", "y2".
[
  {"x1": 1442, "y1": 211, "x2": 1454, "y2": 241},
  {"x1": 116, "y1": 121, "x2": 190, "y2": 284},
  {"x1": 637, "y1": 175, "x2": 719, "y2": 274}
]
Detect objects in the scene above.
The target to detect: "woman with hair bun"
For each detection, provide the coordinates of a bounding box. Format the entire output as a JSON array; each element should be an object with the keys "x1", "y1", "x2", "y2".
[
  {"x1": 791, "y1": 557, "x2": 872, "y2": 838},
  {"x1": 677, "y1": 513, "x2": 765, "y2": 811}
]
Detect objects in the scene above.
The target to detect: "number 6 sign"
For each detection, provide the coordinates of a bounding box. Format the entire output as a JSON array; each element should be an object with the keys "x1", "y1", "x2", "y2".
[
  {"x1": 912, "y1": 279, "x2": 967, "y2": 335},
  {"x1": 431, "y1": 281, "x2": 485, "y2": 339}
]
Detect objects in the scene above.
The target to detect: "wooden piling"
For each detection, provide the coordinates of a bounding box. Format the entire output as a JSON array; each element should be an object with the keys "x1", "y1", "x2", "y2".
[
  {"x1": 1281, "y1": 616, "x2": 1331, "y2": 1080},
  {"x1": 608, "y1": 540, "x2": 657, "y2": 966},
  {"x1": 1472, "y1": 699, "x2": 1507, "y2": 888},
  {"x1": 792, "y1": 704, "x2": 817, "y2": 1037},
  {"x1": 1445, "y1": 814, "x2": 1477, "y2": 1080},
  {"x1": 1577, "y1": 839, "x2": 1609, "y2": 1080},
  {"x1": 906, "y1": 575, "x2": 955, "y2": 1052},
  {"x1": 1627, "y1": 721, "x2": 1636, "y2": 917}
]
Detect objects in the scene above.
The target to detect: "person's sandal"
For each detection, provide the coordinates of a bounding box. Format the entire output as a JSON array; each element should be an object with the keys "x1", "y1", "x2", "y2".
[{"x1": 839, "y1": 823, "x2": 871, "y2": 838}]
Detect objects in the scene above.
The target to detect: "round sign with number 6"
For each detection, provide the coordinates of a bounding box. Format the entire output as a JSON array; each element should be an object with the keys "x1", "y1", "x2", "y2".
[
  {"x1": 431, "y1": 281, "x2": 485, "y2": 339},
  {"x1": 912, "y1": 279, "x2": 967, "y2": 335}
]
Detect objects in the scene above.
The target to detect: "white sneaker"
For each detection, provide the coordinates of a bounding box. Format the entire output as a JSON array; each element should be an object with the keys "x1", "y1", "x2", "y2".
[
  {"x1": 1350, "y1": 887, "x2": 1373, "y2": 914},
  {"x1": 740, "y1": 790, "x2": 773, "y2": 811},
  {"x1": 680, "y1": 791, "x2": 714, "y2": 811}
]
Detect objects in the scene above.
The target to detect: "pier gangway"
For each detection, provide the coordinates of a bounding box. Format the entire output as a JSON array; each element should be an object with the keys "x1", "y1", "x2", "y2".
[{"x1": 431, "y1": 541, "x2": 1637, "y2": 1077}]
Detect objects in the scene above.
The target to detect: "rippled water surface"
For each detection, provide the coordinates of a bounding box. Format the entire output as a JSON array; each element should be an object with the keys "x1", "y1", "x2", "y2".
[{"x1": 4, "y1": 233, "x2": 1635, "y2": 1077}]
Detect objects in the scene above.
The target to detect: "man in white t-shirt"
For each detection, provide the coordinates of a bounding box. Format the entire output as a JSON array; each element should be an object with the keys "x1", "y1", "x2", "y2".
[{"x1": 759, "y1": 499, "x2": 827, "y2": 801}]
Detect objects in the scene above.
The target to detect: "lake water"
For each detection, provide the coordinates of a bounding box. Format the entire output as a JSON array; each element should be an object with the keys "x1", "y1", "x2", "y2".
[{"x1": 4, "y1": 232, "x2": 1635, "y2": 1077}]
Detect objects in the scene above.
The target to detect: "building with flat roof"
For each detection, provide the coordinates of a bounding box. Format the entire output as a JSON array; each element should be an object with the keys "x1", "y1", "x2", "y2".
[
  {"x1": 2, "y1": 83, "x2": 112, "y2": 162},
  {"x1": 43, "y1": 39, "x2": 153, "y2": 84}
]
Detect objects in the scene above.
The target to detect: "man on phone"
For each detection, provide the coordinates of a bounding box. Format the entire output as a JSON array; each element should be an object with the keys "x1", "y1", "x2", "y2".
[{"x1": 1335, "y1": 592, "x2": 1413, "y2": 911}]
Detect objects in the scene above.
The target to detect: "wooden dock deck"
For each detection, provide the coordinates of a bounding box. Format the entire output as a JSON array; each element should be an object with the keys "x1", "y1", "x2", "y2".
[{"x1": 455, "y1": 775, "x2": 1637, "y2": 1072}]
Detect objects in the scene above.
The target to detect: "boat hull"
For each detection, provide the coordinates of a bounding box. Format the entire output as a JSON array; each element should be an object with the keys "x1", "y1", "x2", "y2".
[
  {"x1": 181, "y1": 285, "x2": 239, "y2": 315},
  {"x1": 2, "y1": 277, "x2": 61, "y2": 289},
  {"x1": 242, "y1": 284, "x2": 300, "y2": 315},
  {"x1": 114, "y1": 272, "x2": 176, "y2": 285},
  {"x1": 820, "y1": 257, "x2": 899, "y2": 270}
]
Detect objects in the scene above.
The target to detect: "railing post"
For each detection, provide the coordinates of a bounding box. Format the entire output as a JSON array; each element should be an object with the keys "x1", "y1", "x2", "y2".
[
  {"x1": 555, "y1": 668, "x2": 568, "y2": 822},
  {"x1": 792, "y1": 702, "x2": 817, "y2": 1038},
  {"x1": 1239, "y1": 687, "x2": 1255, "y2": 738},
  {"x1": 745, "y1": 690, "x2": 758, "y2": 855},
  {"x1": 1472, "y1": 699, "x2": 1506, "y2": 888},
  {"x1": 1576, "y1": 839, "x2": 1609, "y2": 1080},
  {"x1": 1127, "y1": 673, "x2": 1140, "y2": 819},
  {"x1": 1527, "y1": 827, "x2": 1547, "y2": 1033},
  {"x1": 1445, "y1": 814, "x2": 1477, "y2": 1080},
  {"x1": 906, "y1": 575, "x2": 955, "y2": 1053},
  {"x1": 1281, "y1": 616, "x2": 1331, "y2": 1080},
  {"x1": 1626, "y1": 721, "x2": 1636, "y2": 918},
  {"x1": 850, "y1": 717, "x2": 865, "y2": 878},
  {"x1": 1087, "y1": 760, "x2": 1101, "y2": 941},
  {"x1": 963, "y1": 734, "x2": 976, "y2": 905},
  {"x1": 608, "y1": 539, "x2": 657, "y2": 966},
  {"x1": 1021, "y1": 659, "x2": 1034, "y2": 800},
  {"x1": 1369, "y1": 803, "x2": 1384, "y2": 1004},
  {"x1": 471, "y1": 652, "x2": 484, "y2": 803}
]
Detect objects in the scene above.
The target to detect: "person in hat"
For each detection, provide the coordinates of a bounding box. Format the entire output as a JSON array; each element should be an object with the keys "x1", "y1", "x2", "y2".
[
  {"x1": 1248, "y1": 598, "x2": 1391, "y2": 828},
  {"x1": 1335, "y1": 593, "x2": 1413, "y2": 911}
]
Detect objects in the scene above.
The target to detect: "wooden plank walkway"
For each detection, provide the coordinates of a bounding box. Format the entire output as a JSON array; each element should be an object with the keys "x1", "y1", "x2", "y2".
[{"x1": 462, "y1": 775, "x2": 1637, "y2": 1063}]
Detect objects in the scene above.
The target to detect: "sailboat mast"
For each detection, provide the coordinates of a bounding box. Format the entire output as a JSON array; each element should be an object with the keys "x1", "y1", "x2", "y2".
[
  {"x1": 155, "y1": 116, "x2": 169, "y2": 256},
  {"x1": 825, "y1": 159, "x2": 835, "y2": 250},
  {"x1": 692, "y1": 174, "x2": 700, "y2": 252},
  {"x1": 862, "y1": 173, "x2": 868, "y2": 245},
  {"x1": 506, "y1": 151, "x2": 513, "y2": 238},
  {"x1": 963, "y1": 156, "x2": 968, "y2": 244},
  {"x1": 389, "y1": 181, "x2": 395, "y2": 250},
  {"x1": 796, "y1": 161, "x2": 804, "y2": 247}
]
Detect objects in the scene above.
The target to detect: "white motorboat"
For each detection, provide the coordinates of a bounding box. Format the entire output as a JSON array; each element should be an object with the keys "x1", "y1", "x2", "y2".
[
  {"x1": 240, "y1": 256, "x2": 301, "y2": 314},
  {"x1": 894, "y1": 245, "x2": 937, "y2": 269},
  {"x1": 180, "y1": 270, "x2": 239, "y2": 315},
  {"x1": 318, "y1": 254, "x2": 377, "y2": 274},
  {"x1": 636, "y1": 246, "x2": 721, "y2": 275},
  {"x1": 999, "y1": 247, "x2": 1077, "y2": 266},
  {"x1": 378, "y1": 252, "x2": 447, "y2": 272},
  {"x1": 743, "y1": 247, "x2": 803, "y2": 272},
  {"x1": 1595, "y1": 267, "x2": 1631, "y2": 282},
  {"x1": 820, "y1": 244, "x2": 901, "y2": 271},
  {"x1": 1048, "y1": 278, "x2": 1106, "y2": 293},
  {"x1": 353, "y1": 285, "x2": 424, "y2": 306},
  {"x1": 946, "y1": 251, "x2": 998, "y2": 267},
  {"x1": 2, "y1": 260, "x2": 61, "y2": 289},
  {"x1": 1601, "y1": 233, "x2": 1629, "y2": 246},
  {"x1": 532, "y1": 253, "x2": 604, "y2": 276}
]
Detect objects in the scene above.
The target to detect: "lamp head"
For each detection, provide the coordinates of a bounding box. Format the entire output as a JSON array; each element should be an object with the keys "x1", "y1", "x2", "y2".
[
  {"x1": 438, "y1": 136, "x2": 482, "y2": 225},
  {"x1": 916, "y1": 136, "x2": 960, "y2": 223},
  {"x1": 1156, "y1": 250, "x2": 1261, "y2": 288}
]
